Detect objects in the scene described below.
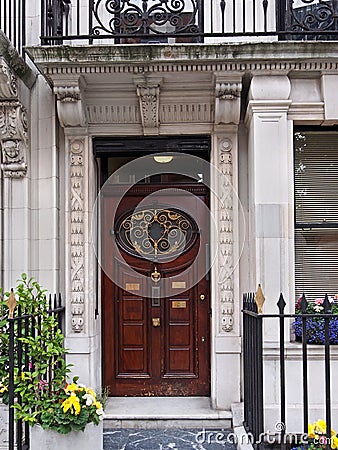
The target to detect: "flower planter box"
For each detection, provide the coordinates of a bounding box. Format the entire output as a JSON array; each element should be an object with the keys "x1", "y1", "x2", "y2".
[
  {"x1": 30, "y1": 421, "x2": 103, "y2": 450},
  {"x1": 0, "y1": 400, "x2": 17, "y2": 450},
  {"x1": 293, "y1": 315, "x2": 338, "y2": 344}
]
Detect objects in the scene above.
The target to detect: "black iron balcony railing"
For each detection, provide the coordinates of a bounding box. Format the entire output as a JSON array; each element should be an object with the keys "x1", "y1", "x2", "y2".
[
  {"x1": 1, "y1": 1, "x2": 338, "y2": 57},
  {"x1": 0, "y1": 0, "x2": 25, "y2": 53}
]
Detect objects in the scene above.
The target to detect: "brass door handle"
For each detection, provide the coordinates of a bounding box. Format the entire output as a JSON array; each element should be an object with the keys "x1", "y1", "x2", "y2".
[{"x1": 152, "y1": 317, "x2": 160, "y2": 327}]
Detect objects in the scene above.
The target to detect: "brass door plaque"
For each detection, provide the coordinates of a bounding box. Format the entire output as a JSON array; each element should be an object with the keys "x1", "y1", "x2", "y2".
[
  {"x1": 172, "y1": 281, "x2": 186, "y2": 289},
  {"x1": 172, "y1": 301, "x2": 187, "y2": 309},
  {"x1": 125, "y1": 283, "x2": 140, "y2": 291}
]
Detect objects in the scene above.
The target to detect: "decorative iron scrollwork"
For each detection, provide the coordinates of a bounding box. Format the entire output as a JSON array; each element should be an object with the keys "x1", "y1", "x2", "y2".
[
  {"x1": 92, "y1": 0, "x2": 199, "y2": 37},
  {"x1": 288, "y1": 0, "x2": 338, "y2": 32},
  {"x1": 115, "y1": 207, "x2": 197, "y2": 260}
]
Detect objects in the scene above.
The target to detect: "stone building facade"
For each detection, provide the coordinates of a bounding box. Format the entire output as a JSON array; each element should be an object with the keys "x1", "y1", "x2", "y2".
[{"x1": 1, "y1": 0, "x2": 338, "y2": 432}]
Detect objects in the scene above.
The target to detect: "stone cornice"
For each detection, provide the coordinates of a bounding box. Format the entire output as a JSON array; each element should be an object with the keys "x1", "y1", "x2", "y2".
[{"x1": 26, "y1": 42, "x2": 338, "y2": 74}]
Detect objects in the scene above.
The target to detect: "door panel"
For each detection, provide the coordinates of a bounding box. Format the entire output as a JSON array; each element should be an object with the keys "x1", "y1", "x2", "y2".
[{"x1": 103, "y1": 184, "x2": 210, "y2": 396}]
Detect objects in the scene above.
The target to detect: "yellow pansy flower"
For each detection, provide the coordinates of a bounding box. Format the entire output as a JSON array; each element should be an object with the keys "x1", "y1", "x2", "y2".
[
  {"x1": 94, "y1": 400, "x2": 102, "y2": 410},
  {"x1": 61, "y1": 392, "x2": 81, "y2": 415},
  {"x1": 64, "y1": 383, "x2": 78, "y2": 394},
  {"x1": 85, "y1": 387, "x2": 96, "y2": 398},
  {"x1": 308, "y1": 423, "x2": 316, "y2": 439},
  {"x1": 316, "y1": 419, "x2": 326, "y2": 434},
  {"x1": 331, "y1": 435, "x2": 338, "y2": 449}
]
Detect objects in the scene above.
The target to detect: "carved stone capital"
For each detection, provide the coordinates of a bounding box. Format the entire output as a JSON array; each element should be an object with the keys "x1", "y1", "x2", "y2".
[
  {"x1": 134, "y1": 77, "x2": 162, "y2": 135},
  {"x1": 0, "y1": 58, "x2": 17, "y2": 99},
  {"x1": 54, "y1": 79, "x2": 87, "y2": 127},
  {"x1": 0, "y1": 100, "x2": 27, "y2": 177},
  {"x1": 214, "y1": 75, "x2": 242, "y2": 125}
]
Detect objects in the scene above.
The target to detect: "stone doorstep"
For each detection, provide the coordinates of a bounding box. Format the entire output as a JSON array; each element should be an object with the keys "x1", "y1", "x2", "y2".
[{"x1": 103, "y1": 397, "x2": 232, "y2": 429}]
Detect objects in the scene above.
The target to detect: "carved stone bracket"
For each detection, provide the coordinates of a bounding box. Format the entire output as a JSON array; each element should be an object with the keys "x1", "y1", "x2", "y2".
[
  {"x1": 0, "y1": 58, "x2": 17, "y2": 99},
  {"x1": 54, "y1": 78, "x2": 87, "y2": 128},
  {"x1": 218, "y1": 137, "x2": 234, "y2": 332},
  {"x1": 215, "y1": 74, "x2": 242, "y2": 125},
  {"x1": 0, "y1": 100, "x2": 28, "y2": 177},
  {"x1": 70, "y1": 138, "x2": 85, "y2": 333},
  {"x1": 134, "y1": 77, "x2": 162, "y2": 135}
]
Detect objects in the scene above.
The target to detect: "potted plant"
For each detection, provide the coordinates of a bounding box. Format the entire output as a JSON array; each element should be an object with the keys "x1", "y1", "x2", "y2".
[
  {"x1": 0, "y1": 275, "x2": 105, "y2": 450},
  {"x1": 293, "y1": 296, "x2": 338, "y2": 344},
  {"x1": 27, "y1": 377, "x2": 105, "y2": 450}
]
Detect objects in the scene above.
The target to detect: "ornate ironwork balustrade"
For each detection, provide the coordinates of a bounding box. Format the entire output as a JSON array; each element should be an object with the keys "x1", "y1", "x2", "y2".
[
  {"x1": 40, "y1": 0, "x2": 338, "y2": 44},
  {"x1": 1, "y1": 1, "x2": 338, "y2": 57}
]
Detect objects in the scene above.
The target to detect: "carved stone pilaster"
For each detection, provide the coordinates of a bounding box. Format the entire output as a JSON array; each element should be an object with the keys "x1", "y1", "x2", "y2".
[
  {"x1": 0, "y1": 101, "x2": 27, "y2": 177},
  {"x1": 134, "y1": 77, "x2": 161, "y2": 135},
  {"x1": 218, "y1": 137, "x2": 234, "y2": 332},
  {"x1": 54, "y1": 79, "x2": 87, "y2": 128},
  {"x1": 70, "y1": 138, "x2": 85, "y2": 333},
  {"x1": 0, "y1": 60, "x2": 27, "y2": 178},
  {"x1": 215, "y1": 75, "x2": 242, "y2": 125}
]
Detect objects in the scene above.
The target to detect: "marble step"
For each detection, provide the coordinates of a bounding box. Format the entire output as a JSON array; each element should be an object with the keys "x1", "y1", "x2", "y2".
[{"x1": 103, "y1": 397, "x2": 232, "y2": 429}]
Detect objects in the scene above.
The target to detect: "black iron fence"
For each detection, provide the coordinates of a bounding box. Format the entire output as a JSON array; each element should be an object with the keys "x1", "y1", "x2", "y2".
[
  {"x1": 1, "y1": 1, "x2": 338, "y2": 57},
  {"x1": 0, "y1": 0, "x2": 25, "y2": 55},
  {"x1": 243, "y1": 291, "x2": 336, "y2": 449},
  {"x1": 5, "y1": 293, "x2": 64, "y2": 450}
]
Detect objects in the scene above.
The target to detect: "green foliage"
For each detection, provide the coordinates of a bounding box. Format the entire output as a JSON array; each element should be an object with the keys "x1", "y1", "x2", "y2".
[{"x1": 0, "y1": 274, "x2": 105, "y2": 434}]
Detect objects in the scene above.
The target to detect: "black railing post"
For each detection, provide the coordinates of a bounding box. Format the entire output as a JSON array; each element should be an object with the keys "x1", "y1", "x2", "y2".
[
  {"x1": 41, "y1": 0, "x2": 46, "y2": 44},
  {"x1": 277, "y1": 294, "x2": 286, "y2": 449},
  {"x1": 8, "y1": 317, "x2": 15, "y2": 450},
  {"x1": 197, "y1": 0, "x2": 204, "y2": 43},
  {"x1": 243, "y1": 293, "x2": 249, "y2": 430},
  {"x1": 323, "y1": 295, "x2": 331, "y2": 450},
  {"x1": 16, "y1": 306, "x2": 23, "y2": 450},
  {"x1": 21, "y1": 0, "x2": 26, "y2": 56},
  {"x1": 277, "y1": 0, "x2": 286, "y2": 40},
  {"x1": 256, "y1": 312, "x2": 264, "y2": 449},
  {"x1": 300, "y1": 294, "x2": 309, "y2": 439}
]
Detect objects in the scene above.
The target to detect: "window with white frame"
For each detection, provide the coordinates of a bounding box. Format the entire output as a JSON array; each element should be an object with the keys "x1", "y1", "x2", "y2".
[{"x1": 294, "y1": 131, "x2": 338, "y2": 301}]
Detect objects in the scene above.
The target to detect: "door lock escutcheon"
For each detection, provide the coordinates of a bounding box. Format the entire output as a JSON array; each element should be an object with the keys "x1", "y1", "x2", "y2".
[
  {"x1": 200, "y1": 294, "x2": 205, "y2": 301},
  {"x1": 152, "y1": 317, "x2": 160, "y2": 327}
]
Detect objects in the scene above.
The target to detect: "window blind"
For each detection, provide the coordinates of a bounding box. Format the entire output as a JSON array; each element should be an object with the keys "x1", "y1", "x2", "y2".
[{"x1": 294, "y1": 132, "x2": 338, "y2": 301}]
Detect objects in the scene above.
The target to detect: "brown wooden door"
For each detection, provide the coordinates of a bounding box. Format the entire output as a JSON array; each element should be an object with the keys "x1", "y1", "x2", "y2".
[{"x1": 102, "y1": 184, "x2": 210, "y2": 396}]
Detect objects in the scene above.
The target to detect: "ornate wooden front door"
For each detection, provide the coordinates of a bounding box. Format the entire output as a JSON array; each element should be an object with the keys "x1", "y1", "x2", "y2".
[{"x1": 103, "y1": 184, "x2": 210, "y2": 396}]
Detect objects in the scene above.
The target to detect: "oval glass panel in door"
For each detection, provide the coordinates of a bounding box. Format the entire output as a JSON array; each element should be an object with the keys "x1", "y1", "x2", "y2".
[{"x1": 115, "y1": 208, "x2": 198, "y2": 261}]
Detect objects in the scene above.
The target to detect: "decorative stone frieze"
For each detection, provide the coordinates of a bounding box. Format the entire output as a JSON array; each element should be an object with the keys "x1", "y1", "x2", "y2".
[
  {"x1": 54, "y1": 78, "x2": 87, "y2": 127},
  {"x1": 218, "y1": 137, "x2": 234, "y2": 332},
  {"x1": 70, "y1": 138, "x2": 85, "y2": 333},
  {"x1": 134, "y1": 77, "x2": 162, "y2": 135},
  {"x1": 86, "y1": 102, "x2": 214, "y2": 125},
  {"x1": 0, "y1": 100, "x2": 27, "y2": 177},
  {"x1": 214, "y1": 75, "x2": 242, "y2": 125}
]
